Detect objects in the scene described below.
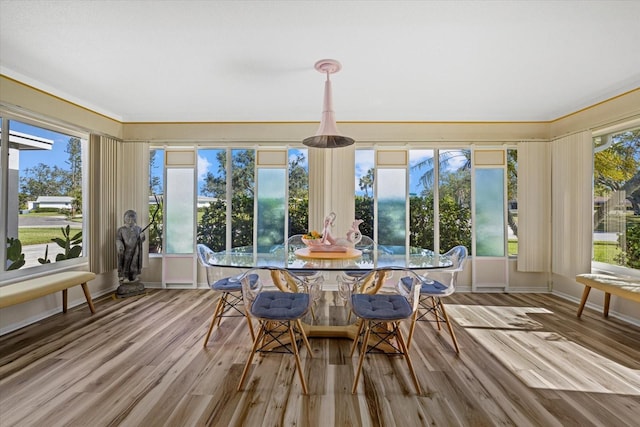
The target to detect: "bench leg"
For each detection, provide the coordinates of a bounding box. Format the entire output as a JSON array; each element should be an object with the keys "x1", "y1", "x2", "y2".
[
  {"x1": 62, "y1": 289, "x2": 68, "y2": 313},
  {"x1": 577, "y1": 286, "x2": 591, "y2": 318},
  {"x1": 81, "y1": 283, "x2": 97, "y2": 314},
  {"x1": 603, "y1": 292, "x2": 611, "y2": 318}
]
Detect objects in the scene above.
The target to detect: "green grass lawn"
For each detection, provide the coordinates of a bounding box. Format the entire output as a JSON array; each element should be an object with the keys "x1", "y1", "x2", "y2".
[
  {"x1": 18, "y1": 228, "x2": 65, "y2": 245},
  {"x1": 508, "y1": 240, "x2": 623, "y2": 264},
  {"x1": 593, "y1": 241, "x2": 621, "y2": 264}
]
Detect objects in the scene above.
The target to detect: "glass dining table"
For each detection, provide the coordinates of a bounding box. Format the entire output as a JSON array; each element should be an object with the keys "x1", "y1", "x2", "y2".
[
  {"x1": 205, "y1": 243, "x2": 452, "y2": 272},
  {"x1": 204, "y1": 243, "x2": 453, "y2": 339}
]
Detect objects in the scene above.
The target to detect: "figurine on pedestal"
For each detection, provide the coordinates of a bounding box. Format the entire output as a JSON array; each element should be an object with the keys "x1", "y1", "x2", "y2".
[
  {"x1": 116, "y1": 209, "x2": 146, "y2": 298},
  {"x1": 320, "y1": 212, "x2": 364, "y2": 248}
]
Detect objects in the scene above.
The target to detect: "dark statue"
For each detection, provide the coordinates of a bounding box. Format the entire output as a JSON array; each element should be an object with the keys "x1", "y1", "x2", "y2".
[{"x1": 116, "y1": 209, "x2": 146, "y2": 297}]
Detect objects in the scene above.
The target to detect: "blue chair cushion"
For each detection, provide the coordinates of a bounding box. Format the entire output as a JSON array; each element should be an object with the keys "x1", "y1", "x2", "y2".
[
  {"x1": 400, "y1": 276, "x2": 448, "y2": 295},
  {"x1": 251, "y1": 291, "x2": 310, "y2": 320},
  {"x1": 351, "y1": 294, "x2": 412, "y2": 321},
  {"x1": 212, "y1": 273, "x2": 258, "y2": 291}
]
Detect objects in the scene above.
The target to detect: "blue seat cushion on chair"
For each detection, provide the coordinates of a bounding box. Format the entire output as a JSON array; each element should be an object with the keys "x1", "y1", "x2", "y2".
[
  {"x1": 351, "y1": 294, "x2": 412, "y2": 320},
  {"x1": 251, "y1": 291, "x2": 310, "y2": 320},
  {"x1": 212, "y1": 273, "x2": 259, "y2": 291},
  {"x1": 400, "y1": 276, "x2": 448, "y2": 295}
]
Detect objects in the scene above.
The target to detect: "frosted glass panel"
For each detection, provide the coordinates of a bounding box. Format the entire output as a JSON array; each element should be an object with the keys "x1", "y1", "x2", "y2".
[
  {"x1": 257, "y1": 168, "x2": 285, "y2": 252},
  {"x1": 166, "y1": 168, "x2": 194, "y2": 254},
  {"x1": 475, "y1": 168, "x2": 505, "y2": 256},
  {"x1": 377, "y1": 168, "x2": 406, "y2": 251}
]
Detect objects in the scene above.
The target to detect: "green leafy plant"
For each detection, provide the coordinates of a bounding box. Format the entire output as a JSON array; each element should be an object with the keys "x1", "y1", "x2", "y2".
[
  {"x1": 6, "y1": 237, "x2": 26, "y2": 270},
  {"x1": 616, "y1": 223, "x2": 640, "y2": 269},
  {"x1": 38, "y1": 244, "x2": 51, "y2": 264},
  {"x1": 51, "y1": 225, "x2": 83, "y2": 261}
]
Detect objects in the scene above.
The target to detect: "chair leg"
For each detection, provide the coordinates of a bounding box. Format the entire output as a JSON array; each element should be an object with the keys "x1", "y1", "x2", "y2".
[
  {"x1": 237, "y1": 323, "x2": 267, "y2": 391},
  {"x1": 431, "y1": 297, "x2": 442, "y2": 330},
  {"x1": 406, "y1": 310, "x2": 418, "y2": 349},
  {"x1": 395, "y1": 322, "x2": 422, "y2": 394},
  {"x1": 245, "y1": 308, "x2": 255, "y2": 341},
  {"x1": 203, "y1": 297, "x2": 225, "y2": 346},
  {"x1": 438, "y1": 300, "x2": 460, "y2": 354},
  {"x1": 352, "y1": 320, "x2": 372, "y2": 394},
  {"x1": 350, "y1": 319, "x2": 365, "y2": 356},
  {"x1": 288, "y1": 323, "x2": 309, "y2": 395},
  {"x1": 216, "y1": 294, "x2": 229, "y2": 326},
  {"x1": 296, "y1": 319, "x2": 313, "y2": 356}
]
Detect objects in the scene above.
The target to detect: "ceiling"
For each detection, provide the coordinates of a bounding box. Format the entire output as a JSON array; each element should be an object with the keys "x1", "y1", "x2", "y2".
[{"x1": 1, "y1": 0, "x2": 639, "y2": 123}]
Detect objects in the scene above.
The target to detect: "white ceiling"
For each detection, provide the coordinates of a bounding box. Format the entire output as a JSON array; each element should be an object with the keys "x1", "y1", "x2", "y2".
[{"x1": 1, "y1": 0, "x2": 640, "y2": 123}]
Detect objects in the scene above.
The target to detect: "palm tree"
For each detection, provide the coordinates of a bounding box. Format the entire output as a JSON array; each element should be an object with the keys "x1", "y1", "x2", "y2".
[{"x1": 359, "y1": 168, "x2": 374, "y2": 197}]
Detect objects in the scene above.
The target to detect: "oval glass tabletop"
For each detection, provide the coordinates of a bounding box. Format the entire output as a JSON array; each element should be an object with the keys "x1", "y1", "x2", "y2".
[{"x1": 203, "y1": 244, "x2": 453, "y2": 272}]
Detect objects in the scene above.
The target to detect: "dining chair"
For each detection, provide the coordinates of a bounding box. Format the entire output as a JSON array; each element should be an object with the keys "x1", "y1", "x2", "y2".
[
  {"x1": 237, "y1": 268, "x2": 320, "y2": 395},
  {"x1": 286, "y1": 234, "x2": 324, "y2": 321},
  {"x1": 196, "y1": 244, "x2": 258, "y2": 346},
  {"x1": 400, "y1": 245, "x2": 468, "y2": 353},
  {"x1": 348, "y1": 268, "x2": 422, "y2": 394}
]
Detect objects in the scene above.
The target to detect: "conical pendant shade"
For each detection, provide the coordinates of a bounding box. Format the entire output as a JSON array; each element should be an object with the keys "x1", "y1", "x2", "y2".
[{"x1": 303, "y1": 59, "x2": 355, "y2": 149}]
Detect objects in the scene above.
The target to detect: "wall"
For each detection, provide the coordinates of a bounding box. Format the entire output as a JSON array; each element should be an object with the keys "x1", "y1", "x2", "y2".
[
  {"x1": 0, "y1": 76, "x2": 122, "y2": 138},
  {"x1": 1, "y1": 76, "x2": 123, "y2": 334},
  {"x1": 2, "y1": 76, "x2": 640, "y2": 333}
]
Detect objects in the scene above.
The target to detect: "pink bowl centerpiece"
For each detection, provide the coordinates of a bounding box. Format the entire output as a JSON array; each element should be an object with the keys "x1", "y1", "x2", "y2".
[{"x1": 302, "y1": 231, "x2": 325, "y2": 247}]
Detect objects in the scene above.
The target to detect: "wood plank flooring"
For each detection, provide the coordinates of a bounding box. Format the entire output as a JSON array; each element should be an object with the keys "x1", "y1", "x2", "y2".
[{"x1": 1, "y1": 289, "x2": 639, "y2": 426}]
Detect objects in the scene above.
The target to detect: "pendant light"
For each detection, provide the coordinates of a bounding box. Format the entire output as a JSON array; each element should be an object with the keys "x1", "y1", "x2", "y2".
[{"x1": 303, "y1": 59, "x2": 355, "y2": 148}]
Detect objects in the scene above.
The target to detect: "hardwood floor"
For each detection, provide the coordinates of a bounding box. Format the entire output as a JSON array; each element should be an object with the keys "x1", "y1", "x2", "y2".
[{"x1": 1, "y1": 288, "x2": 639, "y2": 426}]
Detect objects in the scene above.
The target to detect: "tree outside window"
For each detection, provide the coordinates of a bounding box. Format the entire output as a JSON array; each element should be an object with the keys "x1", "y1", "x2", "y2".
[{"x1": 593, "y1": 127, "x2": 640, "y2": 269}]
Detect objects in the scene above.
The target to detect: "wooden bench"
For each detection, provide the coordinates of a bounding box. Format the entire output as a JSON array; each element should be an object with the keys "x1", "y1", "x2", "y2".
[
  {"x1": 0, "y1": 271, "x2": 97, "y2": 314},
  {"x1": 575, "y1": 273, "x2": 640, "y2": 318}
]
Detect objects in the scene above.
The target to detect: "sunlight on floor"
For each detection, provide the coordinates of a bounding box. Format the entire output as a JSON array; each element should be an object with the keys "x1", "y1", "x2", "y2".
[{"x1": 447, "y1": 304, "x2": 640, "y2": 395}]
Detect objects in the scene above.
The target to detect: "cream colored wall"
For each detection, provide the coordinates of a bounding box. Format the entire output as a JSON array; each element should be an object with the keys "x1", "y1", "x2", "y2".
[
  {"x1": 2, "y1": 77, "x2": 640, "y2": 333},
  {"x1": 0, "y1": 76, "x2": 122, "y2": 138},
  {"x1": 549, "y1": 88, "x2": 640, "y2": 138},
  {"x1": 123, "y1": 120, "x2": 550, "y2": 143}
]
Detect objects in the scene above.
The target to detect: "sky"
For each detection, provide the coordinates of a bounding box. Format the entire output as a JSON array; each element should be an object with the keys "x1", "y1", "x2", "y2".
[{"x1": 10, "y1": 120, "x2": 76, "y2": 172}]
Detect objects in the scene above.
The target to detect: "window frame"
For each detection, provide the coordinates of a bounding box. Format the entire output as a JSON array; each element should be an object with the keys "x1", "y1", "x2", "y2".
[
  {"x1": 591, "y1": 125, "x2": 640, "y2": 276},
  {"x1": 0, "y1": 110, "x2": 90, "y2": 282}
]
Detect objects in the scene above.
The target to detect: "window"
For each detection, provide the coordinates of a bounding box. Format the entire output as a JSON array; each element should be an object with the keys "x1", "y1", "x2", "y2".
[
  {"x1": 593, "y1": 127, "x2": 640, "y2": 270},
  {"x1": 196, "y1": 148, "x2": 255, "y2": 252},
  {"x1": 355, "y1": 149, "x2": 375, "y2": 238},
  {"x1": 288, "y1": 148, "x2": 309, "y2": 236},
  {"x1": 1, "y1": 116, "x2": 88, "y2": 276},
  {"x1": 148, "y1": 148, "x2": 164, "y2": 253},
  {"x1": 178, "y1": 146, "x2": 308, "y2": 252},
  {"x1": 357, "y1": 148, "x2": 472, "y2": 255},
  {"x1": 507, "y1": 148, "x2": 518, "y2": 256},
  {"x1": 153, "y1": 144, "x2": 520, "y2": 259}
]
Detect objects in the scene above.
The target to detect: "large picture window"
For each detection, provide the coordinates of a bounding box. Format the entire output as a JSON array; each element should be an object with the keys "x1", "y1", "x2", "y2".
[
  {"x1": 177, "y1": 147, "x2": 309, "y2": 252},
  {"x1": 593, "y1": 127, "x2": 640, "y2": 270},
  {"x1": 1, "y1": 116, "x2": 88, "y2": 275}
]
